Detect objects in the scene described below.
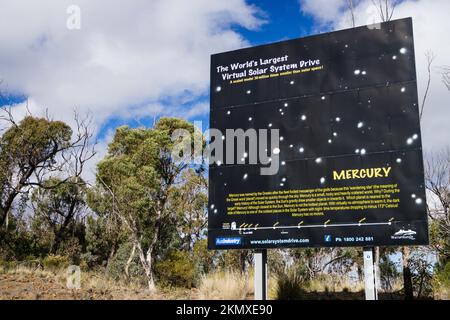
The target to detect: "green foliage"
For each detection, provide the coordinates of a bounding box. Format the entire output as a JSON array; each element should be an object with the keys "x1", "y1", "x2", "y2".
[
  {"x1": 84, "y1": 215, "x2": 123, "y2": 268},
  {"x1": 192, "y1": 239, "x2": 216, "y2": 274},
  {"x1": 409, "y1": 251, "x2": 434, "y2": 298},
  {"x1": 42, "y1": 254, "x2": 70, "y2": 271},
  {"x1": 92, "y1": 118, "x2": 201, "y2": 290},
  {"x1": 434, "y1": 261, "x2": 450, "y2": 298},
  {"x1": 56, "y1": 236, "x2": 83, "y2": 264},
  {"x1": 106, "y1": 242, "x2": 145, "y2": 283},
  {"x1": 170, "y1": 169, "x2": 207, "y2": 250},
  {"x1": 430, "y1": 218, "x2": 450, "y2": 264},
  {"x1": 268, "y1": 249, "x2": 288, "y2": 275},
  {"x1": 379, "y1": 256, "x2": 400, "y2": 291},
  {"x1": 155, "y1": 250, "x2": 197, "y2": 288},
  {"x1": 218, "y1": 250, "x2": 252, "y2": 273},
  {"x1": 0, "y1": 116, "x2": 72, "y2": 226},
  {"x1": 435, "y1": 261, "x2": 450, "y2": 285}
]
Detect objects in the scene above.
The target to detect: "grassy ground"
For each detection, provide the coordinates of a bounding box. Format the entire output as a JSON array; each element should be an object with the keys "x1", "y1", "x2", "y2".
[
  {"x1": 0, "y1": 266, "x2": 197, "y2": 300},
  {"x1": 0, "y1": 265, "x2": 446, "y2": 300}
]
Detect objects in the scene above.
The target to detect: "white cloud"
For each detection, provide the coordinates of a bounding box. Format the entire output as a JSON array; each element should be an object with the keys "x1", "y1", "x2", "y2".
[
  {"x1": 0, "y1": 0, "x2": 265, "y2": 182},
  {"x1": 0, "y1": 0, "x2": 264, "y2": 127},
  {"x1": 299, "y1": 0, "x2": 347, "y2": 27},
  {"x1": 299, "y1": 0, "x2": 450, "y2": 152}
]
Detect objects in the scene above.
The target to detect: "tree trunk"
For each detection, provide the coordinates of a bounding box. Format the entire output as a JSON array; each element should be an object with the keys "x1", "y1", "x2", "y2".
[
  {"x1": 136, "y1": 239, "x2": 157, "y2": 293},
  {"x1": 125, "y1": 242, "x2": 136, "y2": 279},
  {"x1": 51, "y1": 231, "x2": 63, "y2": 254},
  {"x1": 374, "y1": 247, "x2": 381, "y2": 297},
  {"x1": 402, "y1": 247, "x2": 414, "y2": 300}
]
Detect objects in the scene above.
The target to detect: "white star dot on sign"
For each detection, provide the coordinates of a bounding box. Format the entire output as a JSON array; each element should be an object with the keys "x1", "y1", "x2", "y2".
[
  {"x1": 243, "y1": 174, "x2": 248, "y2": 180},
  {"x1": 273, "y1": 148, "x2": 280, "y2": 155},
  {"x1": 412, "y1": 134, "x2": 418, "y2": 140},
  {"x1": 400, "y1": 47, "x2": 407, "y2": 54},
  {"x1": 392, "y1": 55, "x2": 397, "y2": 60},
  {"x1": 301, "y1": 115, "x2": 307, "y2": 121},
  {"x1": 299, "y1": 147, "x2": 304, "y2": 153},
  {"x1": 333, "y1": 132, "x2": 337, "y2": 137},
  {"x1": 360, "y1": 148, "x2": 366, "y2": 155},
  {"x1": 315, "y1": 158, "x2": 322, "y2": 164},
  {"x1": 214, "y1": 209, "x2": 218, "y2": 213},
  {"x1": 284, "y1": 103, "x2": 288, "y2": 107},
  {"x1": 415, "y1": 198, "x2": 423, "y2": 205},
  {"x1": 246, "y1": 90, "x2": 251, "y2": 94},
  {"x1": 321, "y1": 96, "x2": 326, "y2": 100},
  {"x1": 320, "y1": 177, "x2": 326, "y2": 184},
  {"x1": 290, "y1": 80, "x2": 295, "y2": 85},
  {"x1": 328, "y1": 139, "x2": 332, "y2": 144},
  {"x1": 248, "y1": 117, "x2": 252, "y2": 121},
  {"x1": 411, "y1": 194, "x2": 416, "y2": 198},
  {"x1": 227, "y1": 110, "x2": 231, "y2": 115},
  {"x1": 282, "y1": 178, "x2": 287, "y2": 182},
  {"x1": 401, "y1": 87, "x2": 406, "y2": 93},
  {"x1": 396, "y1": 158, "x2": 402, "y2": 163},
  {"x1": 362, "y1": 71, "x2": 367, "y2": 75},
  {"x1": 336, "y1": 117, "x2": 341, "y2": 122},
  {"x1": 407, "y1": 138, "x2": 413, "y2": 145},
  {"x1": 210, "y1": 204, "x2": 215, "y2": 209},
  {"x1": 357, "y1": 121, "x2": 364, "y2": 128},
  {"x1": 280, "y1": 136, "x2": 284, "y2": 141},
  {"x1": 354, "y1": 69, "x2": 361, "y2": 75},
  {"x1": 268, "y1": 123, "x2": 272, "y2": 127},
  {"x1": 216, "y1": 86, "x2": 222, "y2": 92}
]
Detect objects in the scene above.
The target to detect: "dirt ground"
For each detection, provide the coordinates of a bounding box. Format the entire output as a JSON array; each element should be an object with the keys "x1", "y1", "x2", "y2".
[
  {"x1": 0, "y1": 272, "x2": 200, "y2": 300},
  {"x1": 0, "y1": 270, "x2": 420, "y2": 300}
]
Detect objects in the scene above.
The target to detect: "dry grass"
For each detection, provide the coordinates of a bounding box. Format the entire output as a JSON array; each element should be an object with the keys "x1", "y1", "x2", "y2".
[
  {"x1": 198, "y1": 270, "x2": 253, "y2": 300},
  {"x1": 306, "y1": 274, "x2": 364, "y2": 293}
]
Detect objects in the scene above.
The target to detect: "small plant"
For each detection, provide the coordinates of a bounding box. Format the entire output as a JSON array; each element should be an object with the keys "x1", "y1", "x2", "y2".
[
  {"x1": 155, "y1": 250, "x2": 197, "y2": 288},
  {"x1": 274, "y1": 270, "x2": 307, "y2": 300},
  {"x1": 42, "y1": 254, "x2": 70, "y2": 271}
]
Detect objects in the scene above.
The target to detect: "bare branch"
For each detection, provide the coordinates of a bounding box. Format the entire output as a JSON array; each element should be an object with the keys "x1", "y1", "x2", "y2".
[
  {"x1": 347, "y1": 0, "x2": 356, "y2": 27},
  {"x1": 441, "y1": 66, "x2": 450, "y2": 91},
  {"x1": 420, "y1": 51, "x2": 436, "y2": 121}
]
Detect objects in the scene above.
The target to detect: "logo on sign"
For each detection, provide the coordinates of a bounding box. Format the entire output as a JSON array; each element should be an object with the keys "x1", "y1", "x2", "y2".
[
  {"x1": 216, "y1": 237, "x2": 242, "y2": 246},
  {"x1": 391, "y1": 229, "x2": 417, "y2": 240},
  {"x1": 324, "y1": 235, "x2": 332, "y2": 242}
]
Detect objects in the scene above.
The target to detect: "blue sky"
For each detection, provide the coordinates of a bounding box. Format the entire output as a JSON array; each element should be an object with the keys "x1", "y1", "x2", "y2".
[{"x1": 92, "y1": 1, "x2": 318, "y2": 140}]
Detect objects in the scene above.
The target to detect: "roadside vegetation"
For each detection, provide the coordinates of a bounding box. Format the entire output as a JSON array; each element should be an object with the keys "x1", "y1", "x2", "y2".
[{"x1": 0, "y1": 108, "x2": 449, "y2": 300}]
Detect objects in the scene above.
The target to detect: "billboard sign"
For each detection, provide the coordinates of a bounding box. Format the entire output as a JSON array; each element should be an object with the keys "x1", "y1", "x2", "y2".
[{"x1": 208, "y1": 18, "x2": 428, "y2": 249}]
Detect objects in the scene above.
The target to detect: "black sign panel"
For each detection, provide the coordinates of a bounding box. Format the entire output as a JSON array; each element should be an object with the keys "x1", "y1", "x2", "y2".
[{"x1": 208, "y1": 18, "x2": 428, "y2": 249}]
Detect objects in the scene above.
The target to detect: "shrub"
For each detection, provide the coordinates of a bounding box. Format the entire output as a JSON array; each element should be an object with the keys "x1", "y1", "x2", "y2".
[
  {"x1": 56, "y1": 237, "x2": 83, "y2": 265},
  {"x1": 192, "y1": 239, "x2": 216, "y2": 274},
  {"x1": 155, "y1": 250, "x2": 197, "y2": 288},
  {"x1": 106, "y1": 241, "x2": 145, "y2": 284},
  {"x1": 274, "y1": 270, "x2": 307, "y2": 300},
  {"x1": 434, "y1": 261, "x2": 450, "y2": 299},
  {"x1": 42, "y1": 254, "x2": 70, "y2": 271}
]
